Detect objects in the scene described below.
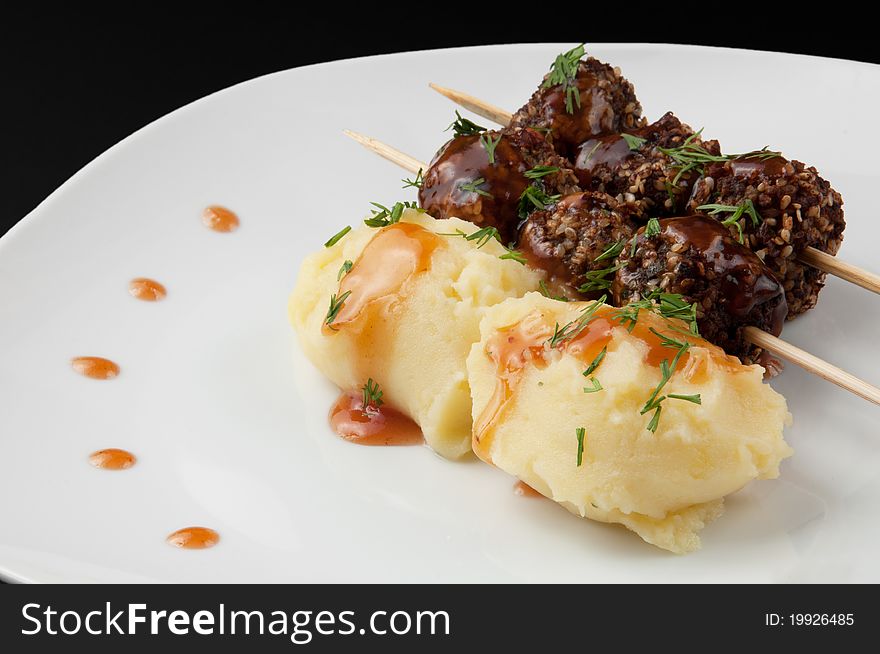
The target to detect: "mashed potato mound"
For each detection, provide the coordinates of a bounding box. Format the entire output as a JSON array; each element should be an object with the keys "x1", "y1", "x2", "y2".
[
  {"x1": 289, "y1": 210, "x2": 543, "y2": 459},
  {"x1": 466, "y1": 293, "x2": 793, "y2": 552}
]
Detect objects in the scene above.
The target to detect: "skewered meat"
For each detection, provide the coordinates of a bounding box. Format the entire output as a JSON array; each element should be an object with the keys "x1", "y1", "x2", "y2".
[
  {"x1": 518, "y1": 191, "x2": 640, "y2": 298},
  {"x1": 689, "y1": 155, "x2": 845, "y2": 317},
  {"x1": 574, "y1": 112, "x2": 721, "y2": 217},
  {"x1": 509, "y1": 55, "x2": 643, "y2": 159},
  {"x1": 418, "y1": 127, "x2": 580, "y2": 242},
  {"x1": 612, "y1": 215, "x2": 787, "y2": 363}
]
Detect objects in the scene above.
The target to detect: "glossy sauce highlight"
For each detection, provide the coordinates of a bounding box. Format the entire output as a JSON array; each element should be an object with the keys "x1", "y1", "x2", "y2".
[{"x1": 329, "y1": 392, "x2": 423, "y2": 446}]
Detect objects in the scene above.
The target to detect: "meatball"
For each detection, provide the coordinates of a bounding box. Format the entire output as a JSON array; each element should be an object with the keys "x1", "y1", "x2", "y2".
[
  {"x1": 573, "y1": 112, "x2": 721, "y2": 218},
  {"x1": 518, "y1": 192, "x2": 640, "y2": 299},
  {"x1": 509, "y1": 56, "x2": 643, "y2": 159},
  {"x1": 612, "y1": 215, "x2": 787, "y2": 363},
  {"x1": 688, "y1": 155, "x2": 845, "y2": 317},
  {"x1": 418, "y1": 127, "x2": 580, "y2": 242}
]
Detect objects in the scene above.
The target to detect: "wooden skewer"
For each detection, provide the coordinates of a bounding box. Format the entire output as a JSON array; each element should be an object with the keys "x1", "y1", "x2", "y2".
[
  {"x1": 744, "y1": 328, "x2": 880, "y2": 405},
  {"x1": 429, "y1": 83, "x2": 880, "y2": 296},
  {"x1": 343, "y1": 129, "x2": 880, "y2": 406}
]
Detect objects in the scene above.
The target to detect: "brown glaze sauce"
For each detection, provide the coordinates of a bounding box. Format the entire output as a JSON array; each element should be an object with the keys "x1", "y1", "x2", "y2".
[
  {"x1": 540, "y1": 80, "x2": 613, "y2": 155},
  {"x1": 89, "y1": 448, "x2": 136, "y2": 470},
  {"x1": 473, "y1": 305, "x2": 738, "y2": 462},
  {"x1": 664, "y1": 216, "x2": 787, "y2": 336},
  {"x1": 513, "y1": 480, "x2": 544, "y2": 498},
  {"x1": 128, "y1": 277, "x2": 167, "y2": 302},
  {"x1": 573, "y1": 134, "x2": 634, "y2": 185},
  {"x1": 166, "y1": 527, "x2": 220, "y2": 549},
  {"x1": 329, "y1": 392, "x2": 423, "y2": 446},
  {"x1": 71, "y1": 356, "x2": 119, "y2": 380},
  {"x1": 324, "y1": 222, "x2": 444, "y2": 335},
  {"x1": 202, "y1": 205, "x2": 239, "y2": 232},
  {"x1": 730, "y1": 154, "x2": 788, "y2": 178},
  {"x1": 418, "y1": 133, "x2": 531, "y2": 241}
]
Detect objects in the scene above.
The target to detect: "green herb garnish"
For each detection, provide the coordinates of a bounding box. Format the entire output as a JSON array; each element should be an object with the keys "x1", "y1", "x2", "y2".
[
  {"x1": 500, "y1": 248, "x2": 527, "y2": 265},
  {"x1": 324, "y1": 225, "x2": 351, "y2": 248},
  {"x1": 459, "y1": 178, "x2": 493, "y2": 198},
  {"x1": 583, "y1": 377, "x2": 603, "y2": 393},
  {"x1": 621, "y1": 133, "x2": 647, "y2": 150},
  {"x1": 524, "y1": 165, "x2": 560, "y2": 180},
  {"x1": 544, "y1": 44, "x2": 585, "y2": 114},
  {"x1": 547, "y1": 296, "x2": 607, "y2": 348},
  {"x1": 583, "y1": 346, "x2": 607, "y2": 377},
  {"x1": 324, "y1": 290, "x2": 352, "y2": 330},
  {"x1": 517, "y1": 184, "x2": 561, "y2": 222},
  {"x1": 539, "y1": 280, "x2": 569, "y2": 302},
  {"x1": 696, "y1": 199, "x2": 761, "y2": 244},
  {"x1": 362, "y1": 378, "x2": 384, "y2": 411},
  {"x1": 401, "y1": 169, "x2": 424, "y2": 190},
  {"x1": 576, "y1": 426, "x2": 586, "y2": 466},
  {"x1": 364, "y1": 201, "x2": 420, "y2": 228},
  {"x1": 594, "y1": 239, "x2": 625, "y2": 263},
  {"x1": 337, "y1": 260, "x2": 353, "y2": 281},
  {"x1": 446, "y1": 111, "x2": 487, "y2": 137},
  {"x1": 480, "y1": 133, "x2": 502, "y2": 164},
  {"x1": 577, "y1": 263, "x2": 623, "y2": 294}
]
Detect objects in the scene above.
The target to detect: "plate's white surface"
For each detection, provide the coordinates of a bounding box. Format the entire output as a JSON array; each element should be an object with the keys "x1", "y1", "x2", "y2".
[{"x1": 2, "y1": 44, "x2": 879, "y2": 583}]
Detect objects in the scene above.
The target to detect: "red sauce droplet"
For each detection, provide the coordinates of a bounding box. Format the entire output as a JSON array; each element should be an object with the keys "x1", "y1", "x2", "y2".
[
  {"x1": 323, "y1": 222, "x2": 444, "y2": 335},
  {"x1": 129, "y1": 277, "x2": 167, "y2": 301},
  {"x1": 89, "y1": 448, "x2": 136, "y2": 470},
  {"x1": 202, "y1": 205, "x2": 239, "y2": 232},
  {"x1": 166, "y1": 527, "x2": 220, "y2": 549},
  {"x1": 329, "y1": 392, "x2": 423, "y2": 446},
  {"x1": 71, "y1": 356, "x2": 119, "y2": 380},
  {"x1": 513, "y1": 480, "x2": 543, "y2": 498}
]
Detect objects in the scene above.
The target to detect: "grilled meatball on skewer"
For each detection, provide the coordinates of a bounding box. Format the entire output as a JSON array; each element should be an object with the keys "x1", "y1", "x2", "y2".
[
  {"x1": 688, "y1": 155, "x2": 845, "y2": 317},
  {"x1": 518, "y1": 191, "x2": 639, "y2": 299},
  {"x1": 574, "y1": 112, "x2": 721, "y2": 217},
  {"x1": 612, "y1": 215, "x2": 787, "y2": 363},
  {"x1": 509, "y1": 48, "x2": 644, "y2": 159},
  {"x1": 418, "y1": 127, "x2": 580, "y2": 242}
]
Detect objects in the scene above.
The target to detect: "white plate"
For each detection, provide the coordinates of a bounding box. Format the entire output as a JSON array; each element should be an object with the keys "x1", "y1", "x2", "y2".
[{"x1": 2, "y1": 43, "x2": 879, "y2": 583}]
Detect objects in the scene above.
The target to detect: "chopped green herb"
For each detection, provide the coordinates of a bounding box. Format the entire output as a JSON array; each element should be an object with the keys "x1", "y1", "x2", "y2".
[
  {"x1": 543, "y1": 44, "x2": 585, "y2": 114},
  {"x1": 583, "y1": 377, "x2": 603, "y2": 393},
  {"x1": 401, "y1": 169, "x2": 424, "y2": 190},
  {"x1": 583, "y1": 346, "x2": 607, "y2": 377},
  {"x1": 577, "y1": 262, "x2": 623, "y2": 293},
  {"x1": 517, "y1": 184, "x2": 561, "y2": 223},
  {"x1": 364, "y1": 200, "x2": 420, "y2": 228},
  {"x1": 668, "y1": 393, "x2": 702, "y2": 404},
  {"x1": 324, "y1": 290, "x2": 352, "y2": 330},
  {"x1": 500, "y1": 248, "x2": 527, "y2": 265},
  {"x1": 539, "y1": 280, "x2": 569, "y2": 302},
  {"x1": 621, "y1": 133, "x2": 647, "y2": 150},
  {"x1": 594, "y1": 239, "x2": 625, "y2": 263},
  {"x1": 459, "y1": 178, "x2": 493, "y2": 198},
  {"x1": 575, "y1": 427, "x2": 586, "y2": 466},
  {"x1": 439, "y1": 225, "x2": 501, "y2": 248},
  {"x1": 696, "y1": 199, "x2": 762, "y2": 244},
  {"x1": 362, "y1": 378, "x2": 384, "y2": 411},
  {"x1": 581, "y1": 140, "x2": 601, "y2": 163},
  {"x1": 524, "y1": 165, "x2": 560, "y2": 180},
  {"x1": 324, "y1": 225, "x2": 352, "y2": 248},
  {"x1": 337, "y1": 259, "x2": 353, "y2": 281},
  {"x1": 446, "y1": 111, "x2": 487, "y2": 137},
  {"x1": 480, "y1": 133, "x2": 502, "y2": 165},
  {"x1": 548, "y1": 296, "x2": 607, "y2": 348}
]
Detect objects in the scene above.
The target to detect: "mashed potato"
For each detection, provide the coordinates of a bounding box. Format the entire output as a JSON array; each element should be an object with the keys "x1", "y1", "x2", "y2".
[
  {"x1": 289, "y1": 209, "x2": 543, "y2": 459},
  {"x1": 466, "y1": 293, "x2": 793, "y2": 552}
]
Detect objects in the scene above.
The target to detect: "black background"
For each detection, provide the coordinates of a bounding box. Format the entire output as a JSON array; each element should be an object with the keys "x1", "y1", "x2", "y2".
[{"x1": 2, "y1": 9, "x2": 877, "y2": 235}]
